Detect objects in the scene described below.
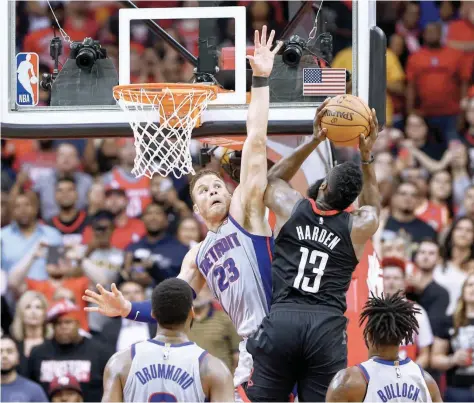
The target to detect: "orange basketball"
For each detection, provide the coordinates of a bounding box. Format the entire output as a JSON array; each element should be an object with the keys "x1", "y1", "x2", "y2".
[{"x1": 320, "y1": 94, "x2": 371, "y2": 146}]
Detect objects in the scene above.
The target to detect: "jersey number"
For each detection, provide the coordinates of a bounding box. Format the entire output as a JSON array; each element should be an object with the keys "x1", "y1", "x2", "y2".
[
  {"x1": 293, "y1": 247, "x2": 329, "y2": 294},
  {"x1": 214, "y1": 258, "x2": 240, "y2": 292},
  {"x1": 148, "y1": 393, "x2": 177, "y2": 402}
]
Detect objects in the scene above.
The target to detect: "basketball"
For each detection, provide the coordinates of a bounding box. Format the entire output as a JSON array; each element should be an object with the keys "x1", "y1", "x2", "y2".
[{"x1": 320, "y1": 94, "x2": 371, "y2": 146}]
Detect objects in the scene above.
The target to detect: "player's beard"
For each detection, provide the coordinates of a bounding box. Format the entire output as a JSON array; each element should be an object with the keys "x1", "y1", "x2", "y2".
[{"x1": 307, "y1": 179, "x2": 324, "y2": 200}]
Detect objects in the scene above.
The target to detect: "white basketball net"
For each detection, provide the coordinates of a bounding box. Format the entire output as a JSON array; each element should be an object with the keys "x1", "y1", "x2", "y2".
[{"x1": 114, "y1": 86, "x2": 216, "y2": 178}]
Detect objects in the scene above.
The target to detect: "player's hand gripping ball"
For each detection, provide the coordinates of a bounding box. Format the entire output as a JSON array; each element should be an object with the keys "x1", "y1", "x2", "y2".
[{"x1": 320, "y1": 94, "x2": 371, "y2": 146}]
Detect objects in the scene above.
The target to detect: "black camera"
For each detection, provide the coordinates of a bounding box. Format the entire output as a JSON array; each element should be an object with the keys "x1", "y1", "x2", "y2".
[
  {"x1": 278, "y1": 35, "x2": 307, "y2": 67},
  {"x1": 70, "y1": 38, "x2": 107, "y2": 70}
]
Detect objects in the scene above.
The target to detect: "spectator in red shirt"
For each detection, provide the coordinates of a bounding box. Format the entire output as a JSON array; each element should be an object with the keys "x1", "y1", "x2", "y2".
[
  {"x1": 82, "y1": 188, "x2": 145, "y2": 250},
  {"x1": 446, "y1": 1, "x2": 474, "y2": 67},
  {"x1": 406, "y1": 22, "x2": 471, "y2": 142},
  {"x1": 102, "y1": 139, "x2": 151, "y2": 218},
  {"x1": 415, "y1": 170, "x2": 452, "y2": 233},
  {"x1": 8, "y1": 244, "x2": 91, "y2": 331},
  {"x1": 46, "y1": 177, "x2": 89, "y2": 247}
]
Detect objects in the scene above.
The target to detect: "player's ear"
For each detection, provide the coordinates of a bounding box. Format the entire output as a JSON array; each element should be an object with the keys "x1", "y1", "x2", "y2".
[
  {"x1": 320, "y1": 180, "x2": 328, "y2": 191},
  {"x1": 190, "y1": 306, "x2": 196, "y2": 319},
  {"x1": 193, "y1": 204, "x2": 199, "y2": 214}
]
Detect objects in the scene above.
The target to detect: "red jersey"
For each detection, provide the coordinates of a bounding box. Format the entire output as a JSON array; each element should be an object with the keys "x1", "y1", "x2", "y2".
[
  {"x1": 82, "y1": 218, "x2": 146, "y2": 250},
  {"x1": 104, "y1": 167, "x2": 152, "y2": 217},
  {"x1": 415, "y1": 200, "x2": 450, "y2": 233}
]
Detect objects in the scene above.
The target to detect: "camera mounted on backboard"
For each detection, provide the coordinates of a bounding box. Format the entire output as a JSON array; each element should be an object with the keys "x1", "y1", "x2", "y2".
[
  {"x1": 70, "y1": 38, "x2": 107, "y2": 70},
  {"x1": 277, "y1": 35, "x2": 308, "y2": 67}
]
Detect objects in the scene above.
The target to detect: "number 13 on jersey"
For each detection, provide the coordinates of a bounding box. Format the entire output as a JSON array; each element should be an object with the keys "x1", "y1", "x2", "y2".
[{"x1": 293, "y1": 247, "x2": 329, "y2": 294}]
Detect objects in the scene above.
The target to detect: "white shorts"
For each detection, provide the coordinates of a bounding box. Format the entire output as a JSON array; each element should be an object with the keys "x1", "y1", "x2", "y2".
[{"x1": 233, "y1": 338, "x2": 253, "y2": 387}]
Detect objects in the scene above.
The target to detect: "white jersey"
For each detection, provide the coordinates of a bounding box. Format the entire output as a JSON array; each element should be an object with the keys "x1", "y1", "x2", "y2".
[
  {"x1": 123, "y1": 340, "x2": 207, "y2": 403},
  {"x1": 196, "y1": 215, "x2": 273, "y2": 385},
  {"x1": 357, "y1": 357, "x2": 432, "y2": 402}
]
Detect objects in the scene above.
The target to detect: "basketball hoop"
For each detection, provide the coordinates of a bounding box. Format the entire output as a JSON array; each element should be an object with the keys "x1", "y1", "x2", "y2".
[{"x1": 113, "y1": 83, "x2": 218, "y2": 179}]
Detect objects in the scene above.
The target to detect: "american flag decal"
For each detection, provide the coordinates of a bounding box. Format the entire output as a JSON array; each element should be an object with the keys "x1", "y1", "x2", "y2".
[{"x1": 303, "y1": 68, "x2": 347, "y2": 96}]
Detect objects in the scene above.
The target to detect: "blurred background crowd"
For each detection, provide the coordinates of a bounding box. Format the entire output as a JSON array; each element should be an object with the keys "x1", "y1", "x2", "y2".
[{"x1": 1, "y1": 1, "x2": 474, "y2": 402}]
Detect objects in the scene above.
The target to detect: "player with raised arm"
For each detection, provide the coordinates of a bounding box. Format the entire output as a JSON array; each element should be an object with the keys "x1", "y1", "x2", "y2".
[
  {"x1": 326, "y1": 292, "x2": 443, "y2": 402},
  {"x1": 83, "y1": 26, "x2": 283, "y2": 398},
  {"x1": 244, "y1": 104, "x2": 382, "y2": 402},
  {"x1": 102, "y1": 278, "x2": 234, "y2": 403}
]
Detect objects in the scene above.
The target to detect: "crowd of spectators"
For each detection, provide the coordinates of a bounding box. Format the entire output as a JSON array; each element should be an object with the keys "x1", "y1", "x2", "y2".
[{"x1": 1, "y1": 1, "x2": 474, "y2": 402}]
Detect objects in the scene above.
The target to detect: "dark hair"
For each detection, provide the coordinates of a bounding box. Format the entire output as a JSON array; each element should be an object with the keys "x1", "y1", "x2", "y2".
[
  {"x1": 189, "y1": 169, "x2": 225, "y2": 202},
  {"x1": 416, "y1": 238, "x2": 440, "y2": 252},
  {"x1": 360, "y1": 291, "x2": 420, "y2": 347},
  {"x1": 56, "y1": 176, "x2": 76, "y2": 188},
  {"x1": 91, "y1": 209, "x2": 115, "y2": 224},
  {"x1": 151, "y1": 278, "x2": 193, "y2": 328},
  {"x1": 143, "y1": 202, "x2": 166, "y2": 216},
  {"x1": 395, "y1": 180, "x2": 419, "y2": 195},
  {"x1": 308, "y1": 162, "x2": 363, "y2": 211},
  {"x1": 442, "y1": 216, "x2": 474, "y2": 264}
]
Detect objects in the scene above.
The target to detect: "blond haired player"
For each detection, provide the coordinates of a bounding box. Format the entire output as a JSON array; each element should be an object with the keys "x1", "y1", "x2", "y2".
[{"x1": 84, "y1": 26, "x2": 283, "y2": 400}]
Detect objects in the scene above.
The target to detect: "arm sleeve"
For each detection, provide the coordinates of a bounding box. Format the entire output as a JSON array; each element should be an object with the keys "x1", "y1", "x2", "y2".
[
  {"x1": 126, "y1": 291, "x2": 198, "y2": 323},
  {"x1": 125, "y1": 300, "x2": 155, "y2": 323}
]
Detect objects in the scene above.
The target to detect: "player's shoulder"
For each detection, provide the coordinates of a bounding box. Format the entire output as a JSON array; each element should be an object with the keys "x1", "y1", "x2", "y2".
[
  {"x1": 105, "y1": 344, "x2": 134, "y2": 375},
  {"x1": 199, "y1": 352, "x2": 231, "y2": 380},
  {"x1": 327, "y1": 366, "x2": 368, "y2": 402},
  {"x1": 335, "y1": 366, "x2": 368, "y2": 386}
]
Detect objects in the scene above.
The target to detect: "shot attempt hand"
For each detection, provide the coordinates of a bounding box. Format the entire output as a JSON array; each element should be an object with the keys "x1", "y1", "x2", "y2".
[
  {"x1": 359, "y1": 108, "x2": 379, "y2": 159},
  {"x1": 312, "y1": 98, "x2": 331, "y2": 143},
  {"x1": 247, "y1": 25, "x2": 283, "y2": 78},
  {"x1": 82, "y1": 283, "x2": 131, "y2": 318}
]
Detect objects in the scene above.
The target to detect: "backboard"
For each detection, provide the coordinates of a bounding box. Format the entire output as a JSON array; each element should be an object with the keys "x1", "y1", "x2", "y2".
[
  {"x1": 1, "y1": 0, "x2": 378, "y2": 138},
  {"x1": 1, "y1": 0, "x2": 384, "y2": 183}
]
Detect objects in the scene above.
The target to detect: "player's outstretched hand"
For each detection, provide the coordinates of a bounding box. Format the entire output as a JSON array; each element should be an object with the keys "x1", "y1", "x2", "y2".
[
  {"x1": 312, "y1": 97, "x2": 331, "y2": 143},
  {"x1": 359, "y1": 108, "x2": 379, "y2": 157},
  {"x1": 247, "y1": 25, "x2": 283, "y2": 78},
  {"x1": 83, "y1": 283, "x2": 131, "y2": 318}
]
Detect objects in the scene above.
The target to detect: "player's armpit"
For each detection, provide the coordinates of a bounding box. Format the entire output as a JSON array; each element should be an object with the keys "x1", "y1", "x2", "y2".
[
  {"x1": 200, "y1": 353, "x2": 235, "y2": 402},
  {"x1": 264, "y1": 178, "x2": 303, "y2": 237},
  {"x1": 423, "y1": 371, "x2": 443, "y2": 402},
  {"x1": 325, "y1": 367, "x2": 367, "y2": 402},
  {"x1": 102, "y1": 351, "x2": 127, "y2": 402}
]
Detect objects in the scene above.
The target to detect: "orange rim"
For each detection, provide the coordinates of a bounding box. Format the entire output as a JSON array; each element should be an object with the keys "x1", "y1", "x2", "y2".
[{"x1": 113, "y1": 83, "x2": 219, "y2": 106}]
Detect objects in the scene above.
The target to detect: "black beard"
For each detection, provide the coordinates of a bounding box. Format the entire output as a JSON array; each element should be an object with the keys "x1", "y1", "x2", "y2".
[
  {"x1": 147, "y1": 229, "x2": 165, "y2": 238},
  {"x1": 426, "y1": 42, "x2": 441, "y2": 49},
  {"x1": 307, "y1": 179, "x2": 324, "y2": 200},
  {"x1": 1, "y1": 367, "x2": 15, "y2": 375}
]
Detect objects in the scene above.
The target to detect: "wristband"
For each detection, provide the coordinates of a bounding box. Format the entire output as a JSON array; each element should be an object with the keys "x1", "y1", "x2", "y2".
[
  {"x1": 252, "y1": 76, "x2": 269, "y2": 88},
  {"x1": 361, "y1": 155, "x2": 374, "y2": 165}
]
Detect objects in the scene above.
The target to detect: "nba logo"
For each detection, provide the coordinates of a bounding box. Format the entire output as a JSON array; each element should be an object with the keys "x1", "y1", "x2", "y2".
[{"x1": 16, "y1": 52, "x2": 39, "y2": 106}]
